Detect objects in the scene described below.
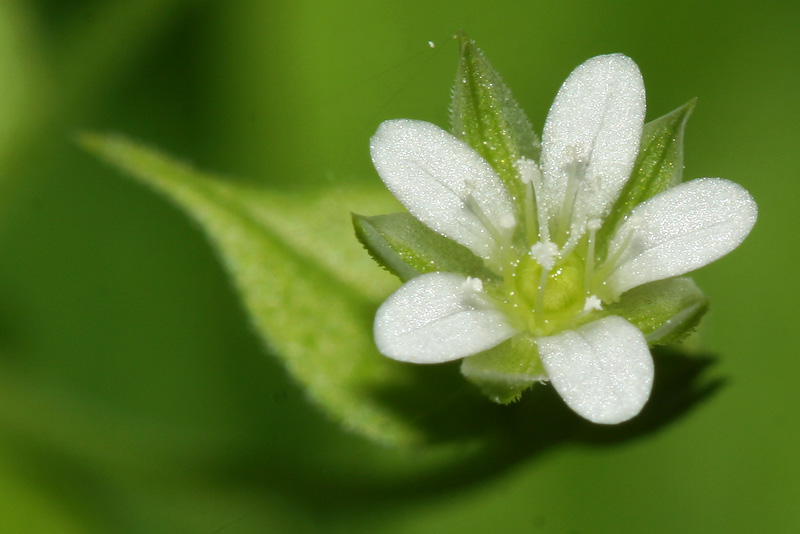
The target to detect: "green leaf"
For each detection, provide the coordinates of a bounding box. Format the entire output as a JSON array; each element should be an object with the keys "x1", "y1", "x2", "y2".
[
  {"x1": 603, "y1": 277, "x2": 709, "y2": 345},
  {"x1": 461, "y1": 334, "x2": 545, "y2": 404},
  {"x1": 0, "y1": 456, "x2": 84, "y2": 533},
  {"x1": 0, "y1": 1, "x2": 46, "y2": 179},
  {"x1": 352, "y1": 212, "x2": 495, "y2": 282},
  {"x1": 597, "y1": 99, "x2": 696, "y2": 259},
  {"x1": 80, "y1": 133, "x2": 434, "y2": 446},
  {"x1": 450, "y1": 33, "x2": 539, "y2": 211}
]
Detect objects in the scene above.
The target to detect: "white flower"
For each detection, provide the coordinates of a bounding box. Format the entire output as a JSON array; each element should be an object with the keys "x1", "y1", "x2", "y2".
[{"x1": 369, "y1": 55, "x2": 757, "y2": 424}]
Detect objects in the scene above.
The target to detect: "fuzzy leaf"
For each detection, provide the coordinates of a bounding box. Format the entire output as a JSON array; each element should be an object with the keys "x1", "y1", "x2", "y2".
[
  {"x1": 80, "y1": 133, "x2": 434, "y2": 446},
  {"x1": 603, "y1": 277, "x2": 709, "y2": 345},
  {"x1": 450, "y1": 33, "x2": 539, "y2": 211},
  {"x1": 597, "y1": 100, "x2": 696, "y2": 259},
  {"x1": 353, "y1": 212, "x2": 495, "y2": 282},
  {"x1": 461, "y1": 334, "x2": 545, "y2": 404}
]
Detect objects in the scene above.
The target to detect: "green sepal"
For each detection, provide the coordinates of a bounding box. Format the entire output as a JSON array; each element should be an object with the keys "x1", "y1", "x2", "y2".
[
  {"x1": 602, "y1": 277, "x2": 709, "y2": 345},
  {"x1": 450, "y1": 33, "x2": 539, "y2": 213},
  {"x1": 461, "y1": 334, "x2": 545, "y2": 404},
  {"x1": 352, "y1": 212, "x2": 496, "y2": 282},
  {"x1": 597, "y1": 99, "x2": 696, "y2": 259}
]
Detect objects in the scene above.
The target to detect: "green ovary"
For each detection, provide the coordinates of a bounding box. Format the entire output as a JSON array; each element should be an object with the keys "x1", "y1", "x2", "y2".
[{"x1": 512, "y1": 253, "x2": 587, "y2": 335}]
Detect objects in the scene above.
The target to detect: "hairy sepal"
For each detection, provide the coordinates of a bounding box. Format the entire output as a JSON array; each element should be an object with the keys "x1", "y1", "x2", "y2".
[
  {"x1": 450, "y1": 33, "x2": 539, "y2": 220},
  {"x1": 352, "y1": 212, "x2": 496, "y2": 282},
  {"x1": 603, "y1": 277, "x2": 709, "y2": 345},
  {"x1": 461, "y1": 335, "x2": 545, "y2": 404},
  {"x1": 597, "y1": 99, "x2": 696, "y2": 259}
]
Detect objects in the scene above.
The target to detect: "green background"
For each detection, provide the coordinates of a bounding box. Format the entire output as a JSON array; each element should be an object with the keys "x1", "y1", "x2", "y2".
[{"x1": 0, "y1": 0, "x2": 795, "y2": 532}]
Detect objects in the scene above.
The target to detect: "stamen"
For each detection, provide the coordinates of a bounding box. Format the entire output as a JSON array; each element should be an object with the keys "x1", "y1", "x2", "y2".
[
  {"x1": 516, "y1": 157, "x2": 542, "y2": 245},
  {"x1": 556, "y1": 147, "x2": 587, "y2": 244},
  {"x1": 463, "y1": 180, "x2": 516, "y2": 261},
  {"x1": 529, "y1": 240, "x2": 559, "y2": 328},
  {"x1": 498, "y1": 213, "x2": 517, "y2": 230},
  {"x1": 534, "y1": 265, "x2": 549, "y2": 326},
  {"x1": 529, "y1": 240, "x2": 559, "y2": 271},
  {"x1": 531, "y1": 178, "x2": 550, "y2": 243},
  {"x1": 594, "y1": 215, "x2": 641, "y2": 284},
  {"x1": 461, "y1": 276, "x2": 484, "y2": 293},
  {"x1": 584, "y1": 218, "x2": 601, "y2": 292},
  {"x1": 583, "y1": 295, "x2": 603, "y2": 312},
  {"x1": 569, "y1": 294, "x2": 603, "y2": 323},
  {"x1": 460, "y1": 276, "x2": 489, "y2": 309},
  {"x1": 516, "y1": 158, "x2": 539, "y2": 186}
]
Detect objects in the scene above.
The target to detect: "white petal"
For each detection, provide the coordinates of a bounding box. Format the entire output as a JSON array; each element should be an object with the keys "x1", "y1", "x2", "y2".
[
  {"x1": 374, "y1": 272, "x2": 517, "y2": 364},
  {"x1": 605, "y1": 178, "x2": 758, "y2": 297},
  {"x1": 540, "y1": 55, "x2": 645, "y2": 242},
  {"x1": 537, "y1": 316, "x2": 653, "y2": 424},
  {"x1": 370, "y1": 120, "x2": 515, "y2": 259}
]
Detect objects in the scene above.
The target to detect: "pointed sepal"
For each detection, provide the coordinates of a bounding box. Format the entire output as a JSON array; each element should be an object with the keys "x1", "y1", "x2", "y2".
[
  {"x1": 460, "y1": 334, "x2": 546, "y2": 404},
  {"x1": 598, "y1": 99, "x2": 696, "y2": 258},
  {"x1": 352, "y1": 212, "x2": 496, "y2": 282},
  {"x1": 602, "y1": 277, "x2": 709, "y2": 345},
  {"x1": 450, "y1": 33, "x2": 539, "y2": 210}
]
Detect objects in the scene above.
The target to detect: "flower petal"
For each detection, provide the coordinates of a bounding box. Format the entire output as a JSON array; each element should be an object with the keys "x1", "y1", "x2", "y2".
[
  {"x1": 540, "y1": 54, "x2": 645, "y2": 244},
  {"x1": 605, "y1": 178, "x2": 757, "y2": 297},
  {"x1": 537, "y1": 316, "x2": 654, "y2": 424},
  {"x1": 374, "y1": 272, "x2": 517, "y2": 364},
  {"x1": 370, "y1": 120, "x2": 516, "y2": 259}
]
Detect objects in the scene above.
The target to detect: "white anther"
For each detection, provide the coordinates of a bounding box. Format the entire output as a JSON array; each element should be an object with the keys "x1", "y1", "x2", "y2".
[
  {"x1": 515, "y1": 157, "x2": 542, "y2": 186},
  {"x1": 462, "y1": 277, "x2": 483, "y2": 293},
  {"x1": 530, "y1": 240, "x2": 560, "y2": 271},
  {"x1": 583, "y1": 295, "x2": 603, "y2": 312},
  {"x1": 498, "y1": 212, "x2": 516, "y2": 229}
]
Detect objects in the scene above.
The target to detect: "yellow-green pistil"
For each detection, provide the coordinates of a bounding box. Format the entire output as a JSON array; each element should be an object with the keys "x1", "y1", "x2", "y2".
[{"x1": 493, "y1": 252, "x2": 591, "y2": 336}]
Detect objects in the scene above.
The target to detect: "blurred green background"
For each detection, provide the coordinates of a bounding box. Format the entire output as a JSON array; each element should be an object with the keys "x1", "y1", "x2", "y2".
[{"x1": 0, "y1": 0, "x2": 796, "y2": 532}]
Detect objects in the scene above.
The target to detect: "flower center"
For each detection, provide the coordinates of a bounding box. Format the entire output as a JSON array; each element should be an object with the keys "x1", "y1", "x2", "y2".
[{"x1": 512, "y1": 251, "x2": 587, "y2": 336}]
